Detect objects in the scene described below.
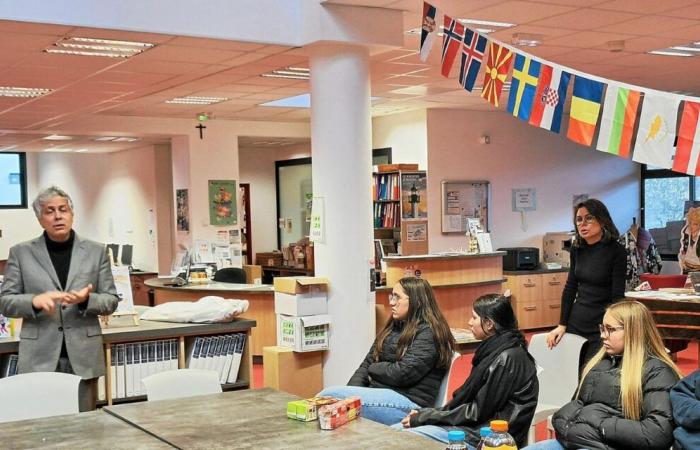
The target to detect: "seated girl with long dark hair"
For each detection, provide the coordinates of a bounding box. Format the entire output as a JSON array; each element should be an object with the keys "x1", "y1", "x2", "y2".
[
  {"x1": 318, "y1": 277, "x2": 455, "y2": 425},
  {"x1": 399, "y1": 293, "x2": 539, "y2": 448}
]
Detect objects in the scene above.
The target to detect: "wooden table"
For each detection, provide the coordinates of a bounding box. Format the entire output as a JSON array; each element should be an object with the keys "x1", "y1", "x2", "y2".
[
  {"x1": 104, "y1": 388, "x2": 444, "y2": 449},
  {"x1": 0, "y1": 410, "x2": 171, "y2": 449}
]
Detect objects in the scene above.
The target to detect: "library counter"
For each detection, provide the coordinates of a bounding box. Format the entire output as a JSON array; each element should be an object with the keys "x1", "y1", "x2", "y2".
[{"x1": 145, "y1": 278, "x2": 275, "y2": 357}]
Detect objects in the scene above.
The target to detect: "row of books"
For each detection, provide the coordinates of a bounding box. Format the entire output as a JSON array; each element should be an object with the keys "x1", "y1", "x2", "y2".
[
  {"x1": 0, "y1": 354, "x2": 18, "y2": 378},
  {"x1": 103, "y1": 339, "x2": 179, "y2": 400},
  {"x1": 373, "y1": 202, "x2": 400, "y2": 229},
  {"x1": 186, "y1": 333, "x2": 246, "y2": 385},
  {"x1": 373, "y1": 173, "x2": 400, "y2": 201}
]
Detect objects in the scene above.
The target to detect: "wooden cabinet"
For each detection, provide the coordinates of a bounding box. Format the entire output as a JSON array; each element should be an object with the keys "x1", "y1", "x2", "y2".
[
  {"x1": 130, "y1": 272, "x2": 156, "y2": 307},
  {"x1": 505, "y1": 270, "x2": 567, "y2": 330}
]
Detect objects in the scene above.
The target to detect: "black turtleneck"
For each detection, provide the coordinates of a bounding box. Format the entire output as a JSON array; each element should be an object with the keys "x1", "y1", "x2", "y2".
[{"x1": 44, "y1": 230, "x2": 75, "y2": 290}]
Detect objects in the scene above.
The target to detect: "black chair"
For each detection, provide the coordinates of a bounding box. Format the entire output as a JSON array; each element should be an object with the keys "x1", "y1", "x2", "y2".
[{"x1": 212, "y1": 267, "x2": 247, "y2": 284}]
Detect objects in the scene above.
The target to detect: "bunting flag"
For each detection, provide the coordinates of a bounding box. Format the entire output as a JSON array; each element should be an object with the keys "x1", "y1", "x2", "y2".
[
  {"x1": 528, "y1": 64, "x2": 571, "y2": 133},
  {"x1": 596, "y1": 85, "x2": 642, "y2": 158},
  {"x1": 458, "y1": 28, "x2": 487, "y2": 92},
  {"x1": 481, "y1": 42, "x2": 513, "y2": 107},
  {"x1": 441, "y1": 15, "x2": 465, "y2": 77},
  {"x1": 419, "y1": 2, "x2": 438, "y2": 62},
  {"x1": 672, "y1": 100, "x2": 700, "y2": 175},
  {"x1": 567, "y1": 76, "x2": 605, "y2": 146},
  {"x1": 507, "y1": 54, "x2": 541, "y2": 121},
  {"x1": 632, "y1": 93, "x2": 680, "y2": 169}
]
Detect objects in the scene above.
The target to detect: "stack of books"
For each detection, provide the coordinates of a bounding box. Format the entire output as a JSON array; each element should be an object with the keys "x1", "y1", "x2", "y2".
[{"x1": 186, "y1": 333, "x2": 247, "y2": 384}]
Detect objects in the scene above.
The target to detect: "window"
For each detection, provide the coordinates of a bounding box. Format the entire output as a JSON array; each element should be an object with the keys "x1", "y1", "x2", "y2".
[
  {"x1": 641, "y1": 165, "x2": 695, "y2": 259},
  {"x1": 0, "y1": 152, "x2": 27, "y2": 209}
]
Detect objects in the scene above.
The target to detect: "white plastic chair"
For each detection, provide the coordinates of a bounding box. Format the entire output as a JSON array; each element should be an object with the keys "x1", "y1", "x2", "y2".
[
  {"x1": 0, "y1": 372, "x2": 81, "y2": 422},
  {"x1": 434, "y1": 352, "x2": 461, "y2": 407},
  {"x1": 527, "y1": 332, "x2": 587, "y2": 444},
  {"x1": 142, "y1": 369, "x2": 222, "y2": 402}
]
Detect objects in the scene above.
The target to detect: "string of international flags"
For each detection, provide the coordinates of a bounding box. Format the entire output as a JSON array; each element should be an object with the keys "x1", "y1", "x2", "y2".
[{"x1": 419, "y1": 1, "x2": 700, "y2": 176}]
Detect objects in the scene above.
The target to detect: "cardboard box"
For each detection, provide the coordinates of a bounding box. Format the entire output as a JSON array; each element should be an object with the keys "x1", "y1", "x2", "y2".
[
  {"x1": 277, "y1": 314, "x2": 331, "y2": 352},
  {"x1": 286, "y1": 396, "x2": 338, "y2": 422},
  {"x1": 263, "y1": 346, "x2": 323, "y2": 399},
  {"x1": 318, "y1": 397, "x2": 362, "y2": 430},
  {"x1": 377, "y1": 163, "x2": 419, "y2": 172},
  {"x1": 242, "y1": 264, "x2": 262, "y2": 284},
  {"x1": 274, "y1": 291, "x2": 327, "y2": 316},
  {"x1": 274, "y1": 276, "x2": 329, "y2": 295}
]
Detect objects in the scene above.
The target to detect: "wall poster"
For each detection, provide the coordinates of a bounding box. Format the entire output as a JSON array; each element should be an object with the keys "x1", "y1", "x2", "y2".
[
  {"x1": 208, "y1": 180, "x2": 238, "y2": 226},
  {"x1": 176, "y1": 188, "x2": 190, "y2": 232},
  {"x1": 401, "y1": 172, "x2": 428, "y2": 219}
]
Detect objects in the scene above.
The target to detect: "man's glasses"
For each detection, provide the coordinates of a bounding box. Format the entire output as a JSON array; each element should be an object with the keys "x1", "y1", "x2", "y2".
[
  {"x1": 575, "y1": 214, "x2": 597, "y2": 225},
  {"x1": 599, "y1": 324, "x2": 624, "y2": 337}
]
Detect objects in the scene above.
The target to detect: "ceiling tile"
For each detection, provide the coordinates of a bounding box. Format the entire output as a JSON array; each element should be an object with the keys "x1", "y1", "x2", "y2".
[
  {"x1": 596, "y1": 0, "x2": 700, "y2": 14},
  {"x1": 530, "y1": 8, "x2": 641, "y2": 30},
  {"x1": 465, "y1": 1, "x2": 578, "y2": 24}
]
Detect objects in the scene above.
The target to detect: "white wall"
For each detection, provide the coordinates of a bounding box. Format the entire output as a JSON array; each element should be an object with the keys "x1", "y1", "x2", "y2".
[
  {"x1": 372, "y1": 109, "x2": 428, "y2": 170},
  {"x1": 239, "y1": 143, "x2": 311, "y2": 257},
  {"x1": 427, "y1": 109, "x2": 641, "y2": 254},
  {"x1": 0, "y1": 147, "x2": 162, "y2": 272}
]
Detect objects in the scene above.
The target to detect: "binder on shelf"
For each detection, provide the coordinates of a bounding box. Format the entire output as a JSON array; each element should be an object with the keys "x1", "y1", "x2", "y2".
[
  {"x1": 162, "y1": 340, "x2": 170, "y2": 373},
  {"x1": 170, "y1": 339, "x2": 179, "y2": 370},
  {"x1": 205, "y1": 336, "x2": 219, "y2": 371},
  {"x1": 147, "y1": 341, "x2": 157, "y2": 377},
  {"x1": 132, "y1": 344, "x2": 142, "y2": 396},
  {"x1": 110, "y1": 345, "x2": 117, "y2": 399},
  {"x1": 214, "y1": 336, "x2": 228, "y2": 379},
  {"x1": 187, "y1": 337, "x2": 203, "y2": 369},
  {"x1": 227, "y1": 333, "x2": 247, "y2": 383},
  {"x1": 139, "y1": 342, "x2": 148, "y2": 394},
  {"x1": 221, "y1": 335, "x2": 235, "y2": 383},
  {"x1": 125, "y1": 344, "x2": 134, "y2": 397},
  {"x1": 156, "y1": 340, "x2": 165, "y2": 373},
  {"x1": 116, "y1": 344, "x2": 126, "y2": 399}
]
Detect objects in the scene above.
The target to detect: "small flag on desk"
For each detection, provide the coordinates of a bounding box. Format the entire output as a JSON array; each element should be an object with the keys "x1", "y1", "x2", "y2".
[
  {"x1": 673, "y1": 100, "x2": 700, "y2": 175},
  {"x1": 441, "y1": 15, "x2": 465, "y2": 77},
  {"x1": 567, "y1": 76, "x2": 605, "y2": 146},
  {"x1": 529, "y1": 64, "x2": 571, "y2": 133},
  {"x1": 458, "y1": 28, "x2": 487, "y2": 92},
  {"x1": 632, "y1": 93, "x2": 680, "y2": 169},
  {"x1": 419, "y1": 2, "x2": 438, "y2": 62},
  {"x1": 507, "y1": 53, "x2": 541, "y2": 121},
  {"x1": 481, "y1": 42, "x2": 513, "y2": 107},
  {"x1": 596, "y1": 84, "x2": 641, "y2": 158}
]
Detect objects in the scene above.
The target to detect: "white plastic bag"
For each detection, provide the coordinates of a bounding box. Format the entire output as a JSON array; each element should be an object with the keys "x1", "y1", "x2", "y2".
[{"x1": 140, "y1": 296, "x2": 249, "y2": 323}]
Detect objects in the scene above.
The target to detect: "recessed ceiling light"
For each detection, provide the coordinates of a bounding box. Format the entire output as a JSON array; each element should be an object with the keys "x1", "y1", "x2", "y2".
[
  {"x1": 44, "y1": 148, "x2": 73, "y2": 152},
  {"x1": 42, "y1": 134, "x2": 74, "y2": 141},
  {"x1": 458, "y1": 18, "x2": 516, "y2": 28},
  {"x1": 93, "y1": 136, "x2": 118, "y2": 141},
  {"x1": 45, "y1": 37, "x2": 154, "y2": 58},
  {"x1": 165, "y1": 96, "x2": 228, "y2": 105},
  {"x1": 512, "y1": 33, "x2": 543, "y2": 47},
  {"x1": 112, "y1": 137, "x2": 140, "y2": 142},
  {"x1": 261, "y1": 94, "x2": 380, "y2": 108},
  {"x1": 0, "y1": 86, "x2": 52, "y2": 98},
  {"x1": 648, "y1": 50, "x2": 693, "y2": 57},
  {"x1": 261, "y1": 66, "x2": 310, "y2": 81}
]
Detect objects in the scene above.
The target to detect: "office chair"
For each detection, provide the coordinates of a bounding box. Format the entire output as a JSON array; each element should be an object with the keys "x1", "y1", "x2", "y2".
[
  {"x1": 0, "y1": 372, "x2": 80, "y2": 422},
  {"x1": 142, "y1": 369, "x2": 222, "y2": 402},
  {"x1": 213, "y1": 267, "x2": 247, "y2": 284}
]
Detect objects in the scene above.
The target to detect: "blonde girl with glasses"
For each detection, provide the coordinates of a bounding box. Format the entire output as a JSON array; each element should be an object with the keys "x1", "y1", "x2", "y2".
[
  {"x1": 546, "y1": 198, "x2": 627, "y2": 368},
  {"x1": 524, "y1": 301, "x2": 682, "y2": 450},
  {"x1": 317, "y1": 277, "x2": 455, "y2": 425}
]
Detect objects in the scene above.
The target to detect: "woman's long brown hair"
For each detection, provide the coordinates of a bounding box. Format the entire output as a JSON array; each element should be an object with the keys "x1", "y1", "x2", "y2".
[{"x1": 374, "y1": 277, "x2": 455, "y2": 368}]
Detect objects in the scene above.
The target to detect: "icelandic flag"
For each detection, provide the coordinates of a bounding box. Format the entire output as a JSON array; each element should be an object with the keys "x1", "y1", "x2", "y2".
[
  {"x1": 528, "y1": 64, "x2": 571, "y2": 133},
  {"x1": 441, "y1": 15, "x2": 465, "y2": 77},
  {"x1": 507, "y1": 53, "x2": 541, "y2": 121},
  {"x1": 458, "y1": 28, "x2": 487, "y2": 92},
  {"x1": 419, "y1": 2, "x2": 438, "y2": 62}
]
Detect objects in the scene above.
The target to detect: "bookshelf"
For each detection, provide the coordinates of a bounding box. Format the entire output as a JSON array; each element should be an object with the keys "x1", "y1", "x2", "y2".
[
  {"x1": 0, "y1": 318, "x2": 256, "y2": 406},
  {"x1": 372, "y1": 167, "x2": 428, "y2": 256}
]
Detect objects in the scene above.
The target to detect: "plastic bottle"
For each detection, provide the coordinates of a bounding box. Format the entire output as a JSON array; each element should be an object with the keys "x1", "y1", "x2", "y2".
[
  {"x1": 482, "y1": 420, "x2": 517, "y2": 450},
  {"x1": 445, "y1": 430, "x2": 467, "y2": 450},
  {"x1": 475, "y1": 426, "x2": 493, "y2": 450}
]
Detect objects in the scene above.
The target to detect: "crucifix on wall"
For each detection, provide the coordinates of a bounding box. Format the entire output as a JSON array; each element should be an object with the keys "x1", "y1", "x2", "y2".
[{"x1": 196, "y1": 123, "x2": 206, "y2": 139}]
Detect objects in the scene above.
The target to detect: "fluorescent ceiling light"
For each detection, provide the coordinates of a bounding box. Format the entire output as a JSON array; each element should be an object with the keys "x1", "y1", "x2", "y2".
[
  {"x1": 261, "y1": 94, "x2": 380, "y2": 108},
  {"x1": 112, "y1": 137, "x2": 140, "y2": 142},
  {"x1": 0, "y1": 145, "x2": 17, "y2": 151},
  {"x1": 45, "y1": 37, "x2": 154, "y2": 58},
  {"x1": 43, "y1": 134, "x2": 74, "y2": 141},
  {"x1": 512, "y1": 33, "x2": 542, "y2": 47},
  {"x1": 93, "y1": 136, "x2": 118, "y2": 141},
  {"x1": 648, "y1": 50, "x2": 693, "y2": 57},
  {"x1": 0, "y1": 86, "x2": 52, "y2": 98},
  {"x1": 44, "y1": 148, "x2": 74, "y2": 152},
  {"x1": 74, "y1": 149, "x2": 88, "y2": 153},
  {"x1": 261, "y1": 66, "x2": 310, "y2": 81},
  {"x1": 458, "y1": 18, "x2": 516, "y2": 28},
  {"x1": 671, "y1": 46, "x2": 700, "y2": 53},
  {"x1": 165, "y1": 96, "x2": 228, "y2": 105}
]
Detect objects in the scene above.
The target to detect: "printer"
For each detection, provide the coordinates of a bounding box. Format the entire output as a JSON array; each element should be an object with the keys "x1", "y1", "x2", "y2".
[{"x1": 498, "y1": 247, "x2": 539, "y2": 271}]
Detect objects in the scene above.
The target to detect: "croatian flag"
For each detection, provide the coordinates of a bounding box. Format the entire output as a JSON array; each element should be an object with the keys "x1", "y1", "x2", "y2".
[
  {"x1": 528, "y1": 64, "x2": 571, "y2": 133},
  {"x1": 419, "y1": 2, "x2": 438, "y2": 62}
]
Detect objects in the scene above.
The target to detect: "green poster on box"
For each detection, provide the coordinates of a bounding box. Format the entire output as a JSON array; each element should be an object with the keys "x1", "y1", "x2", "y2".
[{"x1": 208, "y1": 179, "x2": 238, "y2": 226}]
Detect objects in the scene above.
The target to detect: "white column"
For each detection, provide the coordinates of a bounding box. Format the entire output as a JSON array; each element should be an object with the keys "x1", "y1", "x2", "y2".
[{"x1": 309, "y1": 43, "x2": 375, "y2": 386}]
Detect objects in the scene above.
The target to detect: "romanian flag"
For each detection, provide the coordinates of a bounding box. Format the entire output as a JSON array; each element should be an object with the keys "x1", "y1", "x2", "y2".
[
  {"x1": 507, "y1": 53, "x2": 541, "y2": 121},
  {"x1": 481, "y1": 42, "x2": 513, "y2": 107},
  {"x1": 632, "y1": 93, "x2": 680, "y2": 169},
  {"x1": 596, "y1": 84, "x2": 641, "y2": 158},
  {"x1": 567, "y1": 76, "x2": 605, "y2": 146},
  {"x1": 529, "y1": 64, "x2": 571, "y2": 133},
  {"x1": 672, "y1": 100, "x2": 700, "y2": 175}
]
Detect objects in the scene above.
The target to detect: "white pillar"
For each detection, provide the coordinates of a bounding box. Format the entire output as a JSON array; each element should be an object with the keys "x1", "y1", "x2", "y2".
[{"x1": 310, "y1": 43, "x2": 375, "y2": 386}]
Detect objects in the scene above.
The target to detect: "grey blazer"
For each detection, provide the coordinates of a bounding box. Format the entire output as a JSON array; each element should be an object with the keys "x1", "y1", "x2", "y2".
[{"x1": 0, "y1": 233, "x2": 119, "y2": 379}]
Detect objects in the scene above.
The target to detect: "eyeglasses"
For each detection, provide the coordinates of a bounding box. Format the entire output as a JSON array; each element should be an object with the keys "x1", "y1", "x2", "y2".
[
  {"x1": 388, "y1": 293, "x2": 408, "y2": 303},
  {"x1": 575, "y1": 214, "x2": 597, "y2": 225},
  {"x1": 599, "y1": 323, "x2": 624, "y2": 337}
]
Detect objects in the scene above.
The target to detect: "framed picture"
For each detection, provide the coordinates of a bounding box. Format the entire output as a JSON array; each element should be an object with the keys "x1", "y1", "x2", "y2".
[
  {"x1": 208, "y1": 180, "x2": 238, "y2": 226},
  {"x1": 440, "y1": 180, "x2": 490, "y2": 233}
]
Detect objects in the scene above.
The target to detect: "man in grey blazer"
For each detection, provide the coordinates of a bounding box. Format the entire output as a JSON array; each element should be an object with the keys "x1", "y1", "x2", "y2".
[{"x1": 0, "y1": 186, "x2": 119, "y2": 411}]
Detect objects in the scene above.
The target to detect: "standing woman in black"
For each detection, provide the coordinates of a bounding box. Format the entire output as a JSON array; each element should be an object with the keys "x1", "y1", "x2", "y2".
[{"x1": 546, "y1": 198, "x2": 626, "y2": 366}]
